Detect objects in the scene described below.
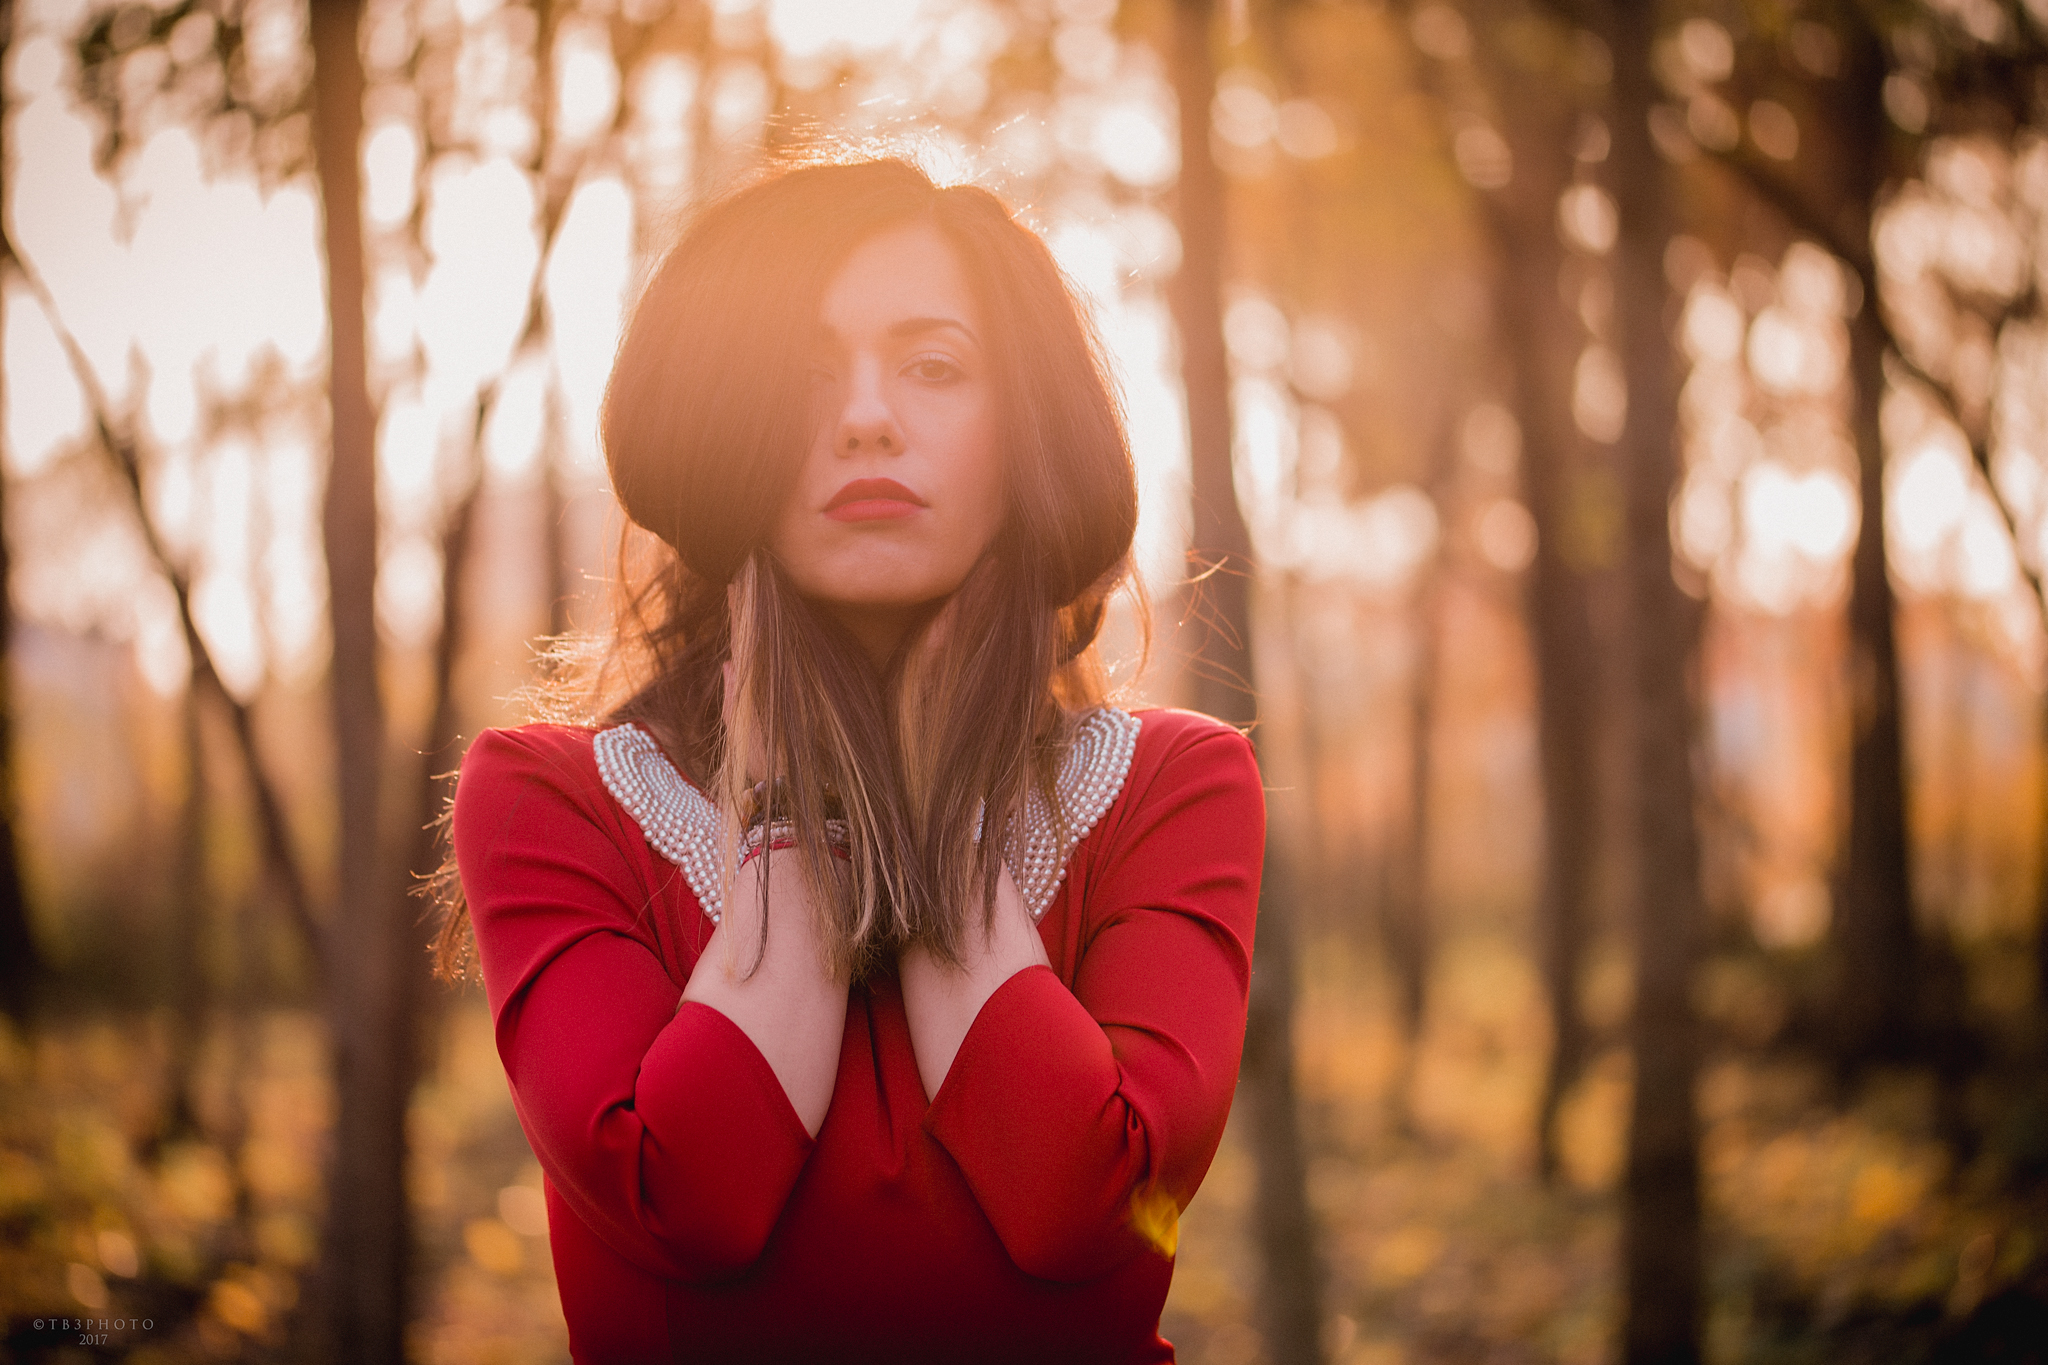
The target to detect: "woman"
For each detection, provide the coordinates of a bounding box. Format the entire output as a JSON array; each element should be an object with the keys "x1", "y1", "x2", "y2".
[{"x1": 444, "y1": 156, "x2": 1265, "y2": 1364}]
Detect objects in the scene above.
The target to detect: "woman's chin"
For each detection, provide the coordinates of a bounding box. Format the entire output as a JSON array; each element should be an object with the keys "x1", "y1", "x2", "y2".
[{"x1": 797, "y1": 572, "x2": 968, "y2": 615}]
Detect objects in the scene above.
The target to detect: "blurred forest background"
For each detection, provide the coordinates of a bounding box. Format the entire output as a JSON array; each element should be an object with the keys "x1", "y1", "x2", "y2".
[{"x1": 3, "y1": 0, "x2": 2048, "y2": 1361}]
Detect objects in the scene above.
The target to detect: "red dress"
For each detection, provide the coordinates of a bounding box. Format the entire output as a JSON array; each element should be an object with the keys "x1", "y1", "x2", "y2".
[{"x1": 452, "y1": 706, "x2": 1264, "y2": 1364}]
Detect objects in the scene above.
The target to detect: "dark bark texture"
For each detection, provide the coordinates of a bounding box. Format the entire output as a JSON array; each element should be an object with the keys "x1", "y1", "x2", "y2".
[
  {"x1": 1605, "y1": 4, "x2": 1708, "y2": 1362},
  {"x1": 1678, "y1": 2, "x2": 1923, "y2": 1068},
  {"x1": 0, "y1": 0, "x2": 43, "y2": 1023},
  {"x1": 1397, "y1": 0, "x2": 1606, "y2": 1179},
  {"x1": 310, "y1": 0, "x2": 410, "y2": 1359},
  {"x1": 1832, "y1": 15, "x2": 1919, "y2": 1067},
  {"x1": 1169, "y1": 2, "x2": 1323, "y2": 1362},
  {"x1": 1389, "y1": 559, "x2": 1437, "y2": 1067},
  {"x1": 1484, "y1": 168, "x2": 1604, "y2": 1185},
  {"x1": 162, "y1": 693, "x2": 210, "y2": 1145}
]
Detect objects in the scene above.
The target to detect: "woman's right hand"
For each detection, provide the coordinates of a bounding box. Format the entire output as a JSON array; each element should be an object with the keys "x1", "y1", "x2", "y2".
[{"x1": 681, "y1": 655, "x2": 848, "y2": 1139}]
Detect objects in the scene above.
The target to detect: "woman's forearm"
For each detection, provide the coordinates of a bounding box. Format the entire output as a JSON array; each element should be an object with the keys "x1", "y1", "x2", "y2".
[
  {"x1": 681, "y1": 854, "x2": 849, "y2": 1137},
  {"x1": 897, "y1": 863, "x2": 1051, "y2": 1102}
]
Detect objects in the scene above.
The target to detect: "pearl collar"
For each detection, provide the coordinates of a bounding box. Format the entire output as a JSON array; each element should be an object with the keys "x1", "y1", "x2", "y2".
[{"x1": 591, "y1": 707, "x2": 1141, "y2": 926}]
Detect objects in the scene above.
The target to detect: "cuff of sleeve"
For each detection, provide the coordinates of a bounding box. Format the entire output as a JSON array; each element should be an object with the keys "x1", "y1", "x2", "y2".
[
  {"x1": 923, "y1": 965, "x2": 1139, "y2": 1280},
  {"x1": 633, "y1": 1000, "x2": 815, "y2": 1280},
  {"x1": 925, "y1": 964, "x2": 1112, "y2": 1134}
]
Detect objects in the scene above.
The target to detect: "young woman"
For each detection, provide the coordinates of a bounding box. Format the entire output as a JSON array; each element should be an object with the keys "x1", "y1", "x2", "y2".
[{"x1": 444, "y1": 156, "x2": 1265, "y2": 1363}]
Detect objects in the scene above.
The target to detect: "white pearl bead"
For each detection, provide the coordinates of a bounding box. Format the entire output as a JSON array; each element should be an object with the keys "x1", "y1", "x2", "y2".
[{"x1": 595, "y1": 707, "x2": 1140, "y2": 929}]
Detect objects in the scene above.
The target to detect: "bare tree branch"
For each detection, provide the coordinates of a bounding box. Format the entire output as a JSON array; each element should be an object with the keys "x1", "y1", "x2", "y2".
[
  {"x1": 7, "y1": 253, "x2": 324, "y2": 970},
  {"x1": 1705, "y1": 143, "x2": 2048, "y2": 624},
  {"x1": 1707, "y1": 144, "x2": 1871, "y2": 272},
  {"x1": 405, "y1": 6, "x2": 637, "y2": 905}
]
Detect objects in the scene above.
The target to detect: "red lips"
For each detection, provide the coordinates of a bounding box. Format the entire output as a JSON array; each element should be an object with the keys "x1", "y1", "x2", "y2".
[{"x1": 824, "y1": 478, "x2": 927, "y2": 522}]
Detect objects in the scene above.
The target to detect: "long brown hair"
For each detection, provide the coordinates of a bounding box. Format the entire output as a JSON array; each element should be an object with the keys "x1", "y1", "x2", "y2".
[{"x1": 433, "y1": 154, "x2": 1138, "y2": 982}]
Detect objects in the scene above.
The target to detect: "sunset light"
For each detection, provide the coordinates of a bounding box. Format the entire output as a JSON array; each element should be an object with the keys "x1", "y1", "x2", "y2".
[{"x1": 6, "y1": 3, "x2": 2048, "y2": 1362}]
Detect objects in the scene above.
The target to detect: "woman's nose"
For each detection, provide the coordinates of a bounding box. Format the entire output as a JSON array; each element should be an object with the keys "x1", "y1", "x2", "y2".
[{"x1": 835, "y1": 358, "x2": 900, "y2": 455}]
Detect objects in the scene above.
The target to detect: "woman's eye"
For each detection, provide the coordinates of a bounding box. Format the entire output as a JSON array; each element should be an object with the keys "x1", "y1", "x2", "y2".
[{"x1": 907, "y1": 356, "x2": 961, "y2": 383}]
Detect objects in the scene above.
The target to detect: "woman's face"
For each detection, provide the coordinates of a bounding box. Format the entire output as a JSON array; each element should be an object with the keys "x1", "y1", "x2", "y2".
[{"x1": 767, "y1": 221, "x2": 1005, "y2": 663}]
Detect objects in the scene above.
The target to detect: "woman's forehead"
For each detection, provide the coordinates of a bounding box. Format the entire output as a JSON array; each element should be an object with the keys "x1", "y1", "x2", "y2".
[{"x1": 815, "y1": 222, "x2": 983, "y2": 340}]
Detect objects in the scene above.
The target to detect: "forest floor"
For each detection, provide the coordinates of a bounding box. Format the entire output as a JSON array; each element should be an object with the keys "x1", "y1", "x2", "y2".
[
  {"x1": 1164, "y1": 931, "x2": 2048, "y2": 1365},
  {"x1": 2, "y1": 929, "x2": 2045, "y2": 1363}
]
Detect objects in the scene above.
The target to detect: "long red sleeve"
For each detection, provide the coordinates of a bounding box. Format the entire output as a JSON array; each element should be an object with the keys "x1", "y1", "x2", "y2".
[
  {"x1": 454, "y1": 709, "x2": 1263, "y2": 1364},
  {"x1": 452, "y1": 727, "x2": 815, "y2": 1283},
  {"x1": 924, "y1": 722, "x2": 1263, "y2": 1280}
]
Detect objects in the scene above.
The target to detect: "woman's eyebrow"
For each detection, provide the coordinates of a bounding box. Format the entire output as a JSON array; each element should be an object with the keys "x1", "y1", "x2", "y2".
[
  {"x1": 886, "y1": 316, "x2": 980, "y2": 346},
  {"x1": 811, "y1": 317, "x2": 979, "y2": 350}
]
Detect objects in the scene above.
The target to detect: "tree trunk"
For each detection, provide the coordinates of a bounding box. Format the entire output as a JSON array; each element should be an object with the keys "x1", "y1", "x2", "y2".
[
  {"x1": 1169, "y1": 4, "x2": 1250, "y2": 728},
  {"x1": 1168, "y1": 3, "x2": 1322, "y2": 1362},
  {"x1": 162, "y1": 691, "x2": 209, "y2": 1145},
  {"x1": 0, "y1": 0, "x2": 43, "y2": 1024},
  {"x1": 1401, "y1": 0, "x2": 1606, "y2": 1179},
  {"x1": 1492, "y1": 233, "x2": 1603, "y2": 1182},
  {"x1": 405, "y1": 456, "x2": 483, "y2": 1082},
  {"x1": 535, "y1": 0, "x2": 576, "y2": 646},
  {"x1": 1389, "y1": 576, "x2": 1434, "y2": 1052},
  {"x1": 542, "y1": 399, "x2": 575, "y2": 641},
  {"x1": 2039, "y1": 699, "x2": 2048, "y2": 1019},
  {"x1": 1605, "y1": 5, "x2": 1707, "y2": 1362},
  {"x1": 309, "y1": 0, "x2": 409, "y2": 1358},
  {"x1": 1385, "y1": 459, "x2": 1447, "y2": 1131},
  {"x1": 1483, "y1": 92, "x2": 1604, "y2": 1181},
  {"x1": 1832, "y1": 17, "x2": 1918, "y2": 1067},
  {"x1": 1837, "y1": 300, "x2": 1917, "y2": 1061}
]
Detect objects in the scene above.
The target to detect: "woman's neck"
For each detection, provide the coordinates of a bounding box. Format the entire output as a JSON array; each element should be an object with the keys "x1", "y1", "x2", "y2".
[{"x1": 819, "y1": 600, "x2": 921, "y2": 672}]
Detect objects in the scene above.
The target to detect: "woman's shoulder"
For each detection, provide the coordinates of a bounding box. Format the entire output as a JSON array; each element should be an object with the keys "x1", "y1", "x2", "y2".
[
  {"x1": 450, "y1": 724, "x2": 620, "y2": 856},
  {"x1": 459, "y1": 721, "x2": 728, "y2": 924},
  {"x1": 456, "y1": 722, "x2": 606, "y2": 799},
  {"x1": 1055, "y1": 704, "x2": 1262, "y2": 930},
  {"x1": 1055, "y1": 704, "x2": 1258, "y2": 825},
  {"x1": 458, "y1": 720, "x2": 705, "y2": 785},
  {"x1": 450, "y1": 723, "x2": 710, "y2": 1001},
  {"x1": 1123, "y1": 706, "x2": 1260, "y2": 788},
  {"x1": 1057, "y1": 704, "x2": 1259, "y2": 855},
  {"x1": 456, "y1": 721, "x2": 714, "y2": 826},
  {"x1": 1102, "y1": 705, "x2": 1263, "y2": 850},
  {"x1": 464, "y1": 719, "x2": 604, "y2": 756},
  {"x1": 1127, "y1": 704, "x2": 1253, "y2": 751}
]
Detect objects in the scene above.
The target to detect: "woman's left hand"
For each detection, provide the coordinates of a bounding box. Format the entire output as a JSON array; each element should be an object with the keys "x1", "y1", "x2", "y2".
[{"x1": 896, "y1": 857, "x2": 1050, "y2": 1104}]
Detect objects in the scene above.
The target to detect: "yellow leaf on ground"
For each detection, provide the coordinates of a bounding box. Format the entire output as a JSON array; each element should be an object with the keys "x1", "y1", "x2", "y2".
[{"x1": 209, "y1": 1278, "x2": 267, "y2": 1335}]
